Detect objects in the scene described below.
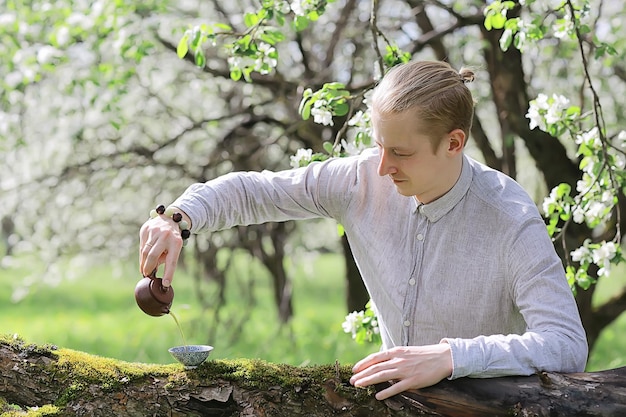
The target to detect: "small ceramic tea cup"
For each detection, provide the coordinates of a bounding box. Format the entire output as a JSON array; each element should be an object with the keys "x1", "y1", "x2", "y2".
[{"x1": 168, "y1": 345, "x2": 214, "y2": 369}]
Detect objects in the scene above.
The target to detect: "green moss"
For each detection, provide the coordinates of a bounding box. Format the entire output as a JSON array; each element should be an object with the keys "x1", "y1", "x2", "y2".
[
  {"x1": 0, "y1": 334, "x2": 58, "y2": 357},
  {"x1": 0, "y1": 401, "x2": 60, "y2": 417},
  {"x1": 52, "y1": 348, "x2": 178, "y2": 406},
  {"x1": 56, "y1": 348, "x2": 174, "y2": 388},
  {"x1": 2, "y1": 335, "x2": 375, "y2": 412}
]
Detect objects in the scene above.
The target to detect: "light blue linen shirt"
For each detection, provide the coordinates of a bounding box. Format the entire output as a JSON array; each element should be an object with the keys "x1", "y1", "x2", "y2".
[{"x1": 172, "y1": 147, "x2": 588, "y2": 378}]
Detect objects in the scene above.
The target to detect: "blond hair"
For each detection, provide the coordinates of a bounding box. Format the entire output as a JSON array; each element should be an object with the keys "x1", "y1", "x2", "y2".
[{"x1": 371, "y1": 61, "x2": 476, "y2": 149}]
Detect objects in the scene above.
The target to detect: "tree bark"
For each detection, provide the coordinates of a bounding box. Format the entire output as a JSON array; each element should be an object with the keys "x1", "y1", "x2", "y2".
[
  {"x1": 2, "y1": 338, "x2": 626, "y2": 417},
  {"x1": 342, "y1": 234, "x2": 370, "y2": 313}
]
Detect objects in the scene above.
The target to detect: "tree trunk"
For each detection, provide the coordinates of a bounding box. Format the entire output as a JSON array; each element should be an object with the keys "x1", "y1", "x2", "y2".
[
  {"x1": 342, "y1": 234, "x2": 369, "y2": 313},
  {"x1": 2, "y1": 337, "x2": 626, "y2": 417}
]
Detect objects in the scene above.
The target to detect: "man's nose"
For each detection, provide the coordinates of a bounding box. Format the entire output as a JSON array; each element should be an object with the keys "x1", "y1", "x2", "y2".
[{"x1": 377, "y1": 149, "x2": 397, "y2": 177}]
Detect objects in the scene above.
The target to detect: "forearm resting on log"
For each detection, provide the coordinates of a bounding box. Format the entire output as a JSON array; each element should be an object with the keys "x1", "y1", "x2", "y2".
[{"x1": 1, "y1": 336, "x2": 626, "y2": 417}]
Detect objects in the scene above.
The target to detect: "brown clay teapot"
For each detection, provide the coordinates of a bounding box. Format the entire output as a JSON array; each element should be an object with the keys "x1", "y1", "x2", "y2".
[{"x1": 134, "y1": 271, "x2": 174, "y2": 317}]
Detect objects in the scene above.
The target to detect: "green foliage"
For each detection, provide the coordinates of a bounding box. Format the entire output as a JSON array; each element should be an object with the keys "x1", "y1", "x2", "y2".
[
  {"x1": 0, "y1": 0, "x2": 162, "y2": 112},
  {"x1": 382, "y1": 44, "x2": 411, "y2": 68},
  {"x1": 0, "y1": 254, "x2": 375, "y2": 366},
  {"x1": 176, "y1": 0, "x2": 334, "y2": 81},
  {"x1": 342, "y1": 300, "x2": 382, "y2": 345},
  {"x1": 483, "y1": 0, "x2": 625, "y2": 295},
  {"x1": 299, "y1": 83, "x2": 350, "y2": 123}
]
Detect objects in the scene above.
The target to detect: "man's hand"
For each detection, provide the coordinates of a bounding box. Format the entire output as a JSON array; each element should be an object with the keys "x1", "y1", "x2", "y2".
[
  {"x1": 349, "y1": 343, "x2": 453, "y2": 400},
  {"x1": 139, "y1": 207, "x2": 191, "y2": 287}
]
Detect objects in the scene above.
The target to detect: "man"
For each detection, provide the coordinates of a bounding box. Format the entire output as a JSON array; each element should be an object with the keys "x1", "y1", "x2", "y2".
[{"x1": 140, "y1": 60, "x2": 588, "y2": 400}]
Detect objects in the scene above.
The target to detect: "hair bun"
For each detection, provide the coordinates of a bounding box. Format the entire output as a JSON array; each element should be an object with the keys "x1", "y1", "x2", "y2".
[{"x1": 459, "y1": 67, "x2": 475, "y2": 84}]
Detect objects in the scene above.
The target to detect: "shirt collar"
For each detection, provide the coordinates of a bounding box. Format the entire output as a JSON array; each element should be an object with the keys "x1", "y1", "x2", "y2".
[{"x1": 412, "y1": 155, "x2": 473, "y2": 222}]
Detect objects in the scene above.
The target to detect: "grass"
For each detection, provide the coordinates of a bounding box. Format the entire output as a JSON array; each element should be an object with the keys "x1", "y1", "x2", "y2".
[
  {"x1": 0, "y1": 252, "x2": 376, "y2": 367},
  {"x1": 1, "y1": 251, "x2": 626, "y2": 371}
]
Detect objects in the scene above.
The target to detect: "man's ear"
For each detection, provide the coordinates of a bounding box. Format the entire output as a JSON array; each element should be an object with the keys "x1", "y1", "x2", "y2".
[{"x1": 447, "y1": 129, "x2": 466, "y2": 154}]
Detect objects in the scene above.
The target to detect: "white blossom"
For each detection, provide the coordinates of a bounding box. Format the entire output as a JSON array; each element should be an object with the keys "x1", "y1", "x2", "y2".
[
  {"x1": 56, "y1": 26, "x2": 70, "y2": 46},
  {"x1": 290, "y1": 1, "x2": 306, "y2": 16},
  {"x1": 342, "y1": 311, "x2": 365, "y2": 337},
  {"x1": 586, "y1": 201, "x2": 609, "y2": 225},
  {"x1": 592, "y1": 241, "x2": 617, "y2": 276},
  {"x1": 542, "y1": 186, "x2": 559, "y2": 214},
  {"x1": 571, "y1": 245, "x2": 591, "y2": 263},
  {"x1": 275, "y1": 1, "x2": 291, "y2": 14},
  {"x1": 340, "y1": 139, "x2": 365, "y2": 156},
  {"x1": 576, "y1": 173, "x2": 593, "y2": 193},
  {"x1": 526, "y1": 105, "x2": 544, "y2": 130},
  {"x1": 290, "y1": 0, "x2": 323, "y2": 16},
  {"x1": 526, "y1": 93, "x2": 571, "y2": 132},
  {"x1": 0, "y1": 13, "x2": 16, "y2": 26},
  {"x1": 227, "y1": 55, "x2": 256, "y2": 72},
  {"x1": 575, "y1": 127, "x2": 600, "y2": 147},
  {"x1": 289, "y1": 148, "x2": 313, "y2": 168},
  {"x1": 5, "y1": 71, "x2": 23, "y2": 88},
  {"x1": 572, "y1": 205, "x2": 585, "y2": 224},
  {"x1": 348, "y1": 110, "x2": 369, "y2": 128},
  {"x1": 553, "y1": 13, "x2": 574, "y2": 39},
  {"x1": 254, "y1": 43, "x2": 277, "y2": 74},
  {"x1": 617, "y1": 130, "x2": 626, "y2": 148},
  {"x1": 535, "y1": 93, "x2": 550, "y2": 109},
  {"x1": 311, "y1": 100, "x2": 333, "y2": 126},
  {"x1": 36, "y1": 45, "x2": 58, "y2": 64}
]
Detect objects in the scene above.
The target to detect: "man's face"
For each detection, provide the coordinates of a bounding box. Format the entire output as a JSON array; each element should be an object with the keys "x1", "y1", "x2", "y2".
[{"x1": 372, "y1": 110, "x2": 455, "y2": 203}]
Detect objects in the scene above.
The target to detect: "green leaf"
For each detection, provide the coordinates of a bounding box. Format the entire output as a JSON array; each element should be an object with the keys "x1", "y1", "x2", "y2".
[
  {"x1": 504, "y1": 17, "x2": 519, "y2": 31},
  {"x1": 194, "y1": 48, "x2": 206, "y2": 67},
  {"x1": 556, "y1": 183, "x2": 571, "y2": 198},
  {"x1": 499, "y1": 29, "x2": 513, "y2": 51},
  {"x1": 294, "y1": 16, "x2": 310, "y2": 31},
  {"x1": 260, "y1": 30, "x2": 286, "y2": 45},
  {"x1": 333, "y1": 102, "x2": 349, "y2": 117},
  {"x1": 299, "y1": 98, "x2": 312, "y2": 120},
  {"x1": 242, "y1": 67, "x2": 254, "y2": 82},
  {"x1": 324, "y1": 82, "x2": 346, "y2": 90},
  {"x1": 566, "y1": 105, "x2": 581, "y2": 116},
  {"x1": 323, "y1": 142, "x2": 334, "y2": 154},
  {"x1": 177, "y1": 34, "x2": 189, "y2": 58},
  {"x1": 213, "y1": 23, "x2": 233, "y2": 31},
  {"x1": 484, "y1": 14, "x2": 493, "y2": 31},
  {"x1": 337, "y1": 223, "x2": 345, "y2": 237},
  {"x1": 191, "y1": 28, "x2": 202, "y2": 49},
  {"x1": 230, "y1": 67, "x2": 242, "y2": 81},
  {"x1": 244, "y1": 12, "x2": 259, "y2": 28},
  {"x1": 491, "y1": 13, "x2": 507, "y2": 30}
]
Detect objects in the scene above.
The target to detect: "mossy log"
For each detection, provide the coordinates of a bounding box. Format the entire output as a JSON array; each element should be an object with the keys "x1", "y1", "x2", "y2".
[{"x1": 2, "y1": 336, "x2": 626, "y2": 417}]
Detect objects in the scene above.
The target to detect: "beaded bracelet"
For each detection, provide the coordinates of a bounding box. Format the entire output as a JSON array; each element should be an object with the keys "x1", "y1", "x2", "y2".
[{"x1": 149, "y1": 204, "x2": 191, "y2": 247}]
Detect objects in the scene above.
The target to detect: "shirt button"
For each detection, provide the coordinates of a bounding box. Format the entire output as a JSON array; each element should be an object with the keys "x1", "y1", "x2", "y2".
[
  {"x1": 403, "y1": 320, "x2": 411, "y2": 327},
  {"x1": 416, "y1": 233, "x2": 424, "y2": 241},
  {"x1": 408, "y1": 278, "x2": 416, "y2": 286}
]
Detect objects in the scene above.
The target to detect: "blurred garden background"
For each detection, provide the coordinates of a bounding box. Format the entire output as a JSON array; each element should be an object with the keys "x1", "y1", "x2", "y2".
[{"x1": 1, "y1": 0, "x2": 626, "y2": 372}]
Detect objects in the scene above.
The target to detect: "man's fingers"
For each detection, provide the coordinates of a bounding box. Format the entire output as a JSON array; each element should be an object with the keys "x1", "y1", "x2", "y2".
[
  {"x1": 162, "y1": 239, "x2": 183, "y2": 287},
  {"x1": 140, "y1": 244, "x2": 158, "y2": 278},
  {"x1": 375, "y1": 379, "x2": 412, "y2": 401},
  {"x1": 161, "y1": 245, "x2": 181, "y2": 287},
  {"x1": 352, "y1": 350, "x2": 390, "y2": 373},
  {"x1": 350, "y1": 358, "x2": 400, "y2": 388},
  {"x1": 138, "y1": 223, "x2": 151, "y2": 274}
]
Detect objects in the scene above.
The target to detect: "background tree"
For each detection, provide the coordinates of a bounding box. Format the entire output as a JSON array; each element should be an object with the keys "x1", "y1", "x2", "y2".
[{"x1": 1, "y1": 0, "x2": 625, "y2": 358}]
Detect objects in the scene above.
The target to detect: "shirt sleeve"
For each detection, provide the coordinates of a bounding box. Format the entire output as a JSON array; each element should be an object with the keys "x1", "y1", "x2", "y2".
[
  {"x1": 441, "y1": 216, "x2": 588, "y2": 379},
  {"x1": 170, "y1": 156, "x2": 359, "y2": 233}
]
